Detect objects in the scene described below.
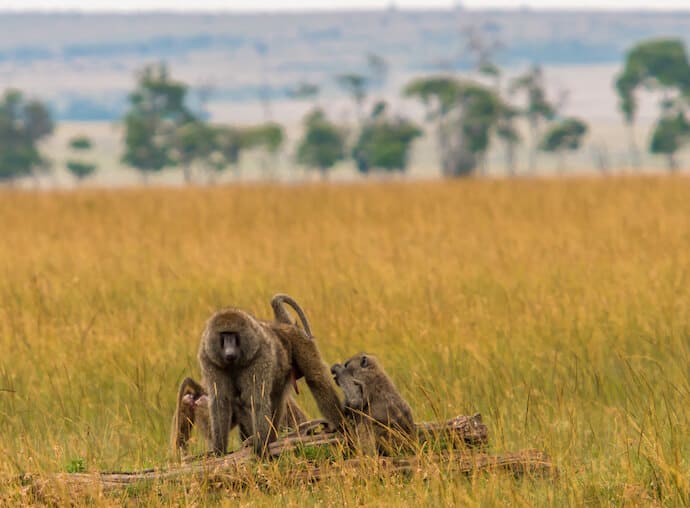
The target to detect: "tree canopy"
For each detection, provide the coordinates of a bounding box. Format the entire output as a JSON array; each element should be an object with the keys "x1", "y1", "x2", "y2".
[
  {"x1": 0, "y1": 89, "x2": 53, "y2": 182},
  {"x1": 122, "y1": 62, "x2": 195, "y2": 181},
  {"x1": 296, "y1": 109, "x2": 346, "y2": 176},
  {"x1": 352, "y1": 102, "x2": 421, "y2": 174}
]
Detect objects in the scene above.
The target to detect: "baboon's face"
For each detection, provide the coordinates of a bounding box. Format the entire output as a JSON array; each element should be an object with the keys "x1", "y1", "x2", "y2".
[
  {"x1": 204, "y1": 309, "x2": 262, "y2": 369},
  {"x1": 331, "y1": 354, "x2": 373, "y2": 409},
  {"x1": 331, "y1": 353, "x2": 373, "y2": 382},
  {"x1": 220, "y1": 331, "x2": 241, "y2": 365}
]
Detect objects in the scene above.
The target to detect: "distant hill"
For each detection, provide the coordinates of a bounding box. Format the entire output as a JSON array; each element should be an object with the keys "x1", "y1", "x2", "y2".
[{"x1": 1, "y1": 9, "x2": 688, "y2": 120}]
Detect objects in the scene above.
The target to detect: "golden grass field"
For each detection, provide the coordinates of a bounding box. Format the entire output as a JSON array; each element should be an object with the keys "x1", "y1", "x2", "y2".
[{"x1": 0, "y1": 177, "x2": 688, "y2": 506}]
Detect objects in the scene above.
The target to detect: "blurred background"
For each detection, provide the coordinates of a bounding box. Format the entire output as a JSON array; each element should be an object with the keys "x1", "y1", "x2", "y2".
[{"x1": 1, "y1": 0, "x2": 690, "y2": 187}]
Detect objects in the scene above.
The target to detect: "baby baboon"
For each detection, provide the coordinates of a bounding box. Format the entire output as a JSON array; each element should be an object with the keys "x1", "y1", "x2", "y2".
[
  {"x1": 171, "y1": 377, "x2": 211, "y2": 453},
  {"x1": 198, "y1": 297, "x2": 343, "y2": 456},
  {"x1": 170, "y1": 376, "x2": 308, "y2": 454},
  {"x1": 331, "y1": 353, "x2": 415, "y2": 455}
]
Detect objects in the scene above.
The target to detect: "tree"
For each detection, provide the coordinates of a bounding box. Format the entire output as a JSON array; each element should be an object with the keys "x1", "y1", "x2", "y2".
[
  {"x1": 170, "y1": 121, "x2": 213, "y2": 184},
  {"x1": 203, "y1": 126, "x2": 243, "y2": 182},
  {"x1": 122, "y1": 63, "x2": 195, "y2": 183},
  {"x1": 0, "y1": 89, "x2": 54, "y2": 184},
  {"x1": 650, "y1": 111, "x2": 690, "y2": 171},
  {"x1": 197, "y1": 123, "x2": 285, "y2": 183},
  {"x1": 494, "y1": 105, "x2": 521, "y2": 176},
  {"x1": 404, "y1": 77, "x2": 465, "y2": 176},
  {"x1": 242, "y1": 123, "x2": 284, "y2": 155},
  {"x1": 296, "y1": 109, "x2": 346, "y2": 178},
  {"x1": 404, "y1": 77, "x2": 507, "y2": 177},
  {"x1": 352, "y1": 101, "x2": 422, "y2": 174},
  {"x1": 463, "y1": 27, "x2": 521, "y2": 176},
  {"x1": 509, "y1": 65, "x2": 556, "y2": 172},
  {"x1": 335, "y1": 73, "x2": 368, "y2": 121},
  {"x1": 239, "y1": 123, "x2": 285, "y2": 179},
  {"x1": 65, "y1": 135, "x2": 97, "y2": 182},
  {"x1": 615, "y1": 38, "x2": 690, "y2": 169},
  {"x1": 539, "y1": 117, "x2": 588, "y2": 172}
]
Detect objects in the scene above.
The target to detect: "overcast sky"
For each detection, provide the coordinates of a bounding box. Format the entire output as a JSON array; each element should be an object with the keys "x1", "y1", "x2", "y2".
[{"x1": 0, "y1": 0, "x2": 688, "y2": 11}]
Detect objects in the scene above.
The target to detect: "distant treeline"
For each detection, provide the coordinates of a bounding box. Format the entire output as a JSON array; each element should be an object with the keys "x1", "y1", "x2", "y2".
[{"x1": 2, "y1": 35, "x2": 690, "y2": 185}]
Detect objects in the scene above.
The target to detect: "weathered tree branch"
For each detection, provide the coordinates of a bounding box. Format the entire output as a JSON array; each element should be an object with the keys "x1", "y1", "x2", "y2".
[{"x1": 19, "y1": 414, "x2": 554, "y2": 495}]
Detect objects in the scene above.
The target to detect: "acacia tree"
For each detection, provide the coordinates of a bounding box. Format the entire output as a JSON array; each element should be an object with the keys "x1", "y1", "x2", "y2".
[
  {"x1": 171, "y1": 121, "x2": 213, "y2": 184},
  {"x1": 239, "y1": 123, "x2": 285, "y2": 179},
  {"x1": 509, "y1": 65, "x2": 556, "y2": 173},
  {"x1": 463, "y1": 28, "x2": 521, "y2": 175},
  {"x1": 650, "y1": 110, "x2": 690, "y2": 171},
  {"x1": 404, "y1": 77, "x2": 507, "y2": 177},
  {"x1": 65, "y1": 135, "x2": 97, "y2": 182},
  {"x1": 197, "y1": 123, "x2": 285, "y2": 183},
  {"x1": 404, "y1": 77, "x2": 465, "y2": 176},
  {"x1": 122, "y1": 63, "x2": 195, "y2": 183},
  {"x1": 296, "y1": 109, "x2": 346, "y2": 179},
  {"x1": 539, "y1": 117, "x2": 588, "y2": 172},
  {"x1": 352, "y1": 101, "x2": 421, "y2": 174},
  {"x1": 0, "y1": 89, "x2": 53, "y2": 185},
  {"x1": 335, "y1": 73, "x2": 368, "y2": 122},
  {"x1": 615, "y1": 38, "x2": 690, "y2": 170}
]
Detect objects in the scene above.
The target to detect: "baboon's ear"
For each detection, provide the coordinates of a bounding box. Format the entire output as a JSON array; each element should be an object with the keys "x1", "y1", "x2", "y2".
[{"x1": 360, "y1": 355, "x2": 369, "y2": 368}]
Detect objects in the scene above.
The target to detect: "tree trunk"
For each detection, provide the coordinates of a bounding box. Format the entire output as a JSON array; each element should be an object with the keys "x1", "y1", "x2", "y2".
[
  {"x1": 504, "y1": 140, "x2": 516, "y2": 177},
  {"x1": 667, "y1": 152, "x2": 678, "y2": 172},
  {"x1": 181, "y1": 164, "x2": 192, "y2": 184},
  {"x1": 626, "y1": 121, "x2": 640, "y2": 170},
  {"x1": 529, "y1": 120, "x2": 539, "y2": 174}
]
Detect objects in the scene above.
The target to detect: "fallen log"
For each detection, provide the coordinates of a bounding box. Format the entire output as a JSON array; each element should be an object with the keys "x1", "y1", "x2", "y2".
[{"x1": 19, "y1": 414, "x2": 554, "y2": 494}]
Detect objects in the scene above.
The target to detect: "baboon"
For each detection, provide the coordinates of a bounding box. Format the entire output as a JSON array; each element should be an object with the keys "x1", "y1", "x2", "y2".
[
  {"x1": 170, "y1": 376, "x2": 308, "y2": 454},
  {"x1": 171, "y1": 294, "x2": 314, "y2": 454},
  {"x1": 171, "y1": 377, "x2": 211, "y2": 453},
  {"x1": 198, "y1": 295, "x2": 343, "y2": 455},
  {"x1": 331, "y1": 353, "x2": 415, "y2": 454}
]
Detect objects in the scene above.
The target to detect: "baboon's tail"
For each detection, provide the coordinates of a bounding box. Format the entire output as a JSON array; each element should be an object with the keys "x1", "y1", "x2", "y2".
[{"x1": 271, "y1": 293, "x2": 313, "y2": 339}]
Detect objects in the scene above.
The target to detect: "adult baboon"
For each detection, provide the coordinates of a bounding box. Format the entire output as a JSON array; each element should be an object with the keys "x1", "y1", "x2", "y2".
[
  {"x1": 198, "y1": 295, "x2": 343, "y2": 455},
  {"x1": 331, "y1": 353, "x2": 415, "y2": 454}
]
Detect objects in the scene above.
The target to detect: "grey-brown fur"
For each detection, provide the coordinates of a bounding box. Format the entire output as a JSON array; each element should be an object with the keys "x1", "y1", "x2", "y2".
[
  {"x1": 331, "y1": 353, "x2": 414, "y2": 454},
  {"x1": 171, "y1": 377, "x2": 211, "y2": 453},
  {"x1": 198, "y1": 296, "x2": 343, "y2": 455},
  {"x1": 170, "y1": 376, "x2": 307, "y2": 455}
]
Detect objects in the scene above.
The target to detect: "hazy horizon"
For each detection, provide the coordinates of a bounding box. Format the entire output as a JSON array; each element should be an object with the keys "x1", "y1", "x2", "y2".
[{"x1": 0, "y1": 0, "x2": 689, "y2": 12}]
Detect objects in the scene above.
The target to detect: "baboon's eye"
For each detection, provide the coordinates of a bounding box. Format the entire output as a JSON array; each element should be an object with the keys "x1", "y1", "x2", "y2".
[{"x1": 360, "y1": 356, "x2": 368, "y2": 368}]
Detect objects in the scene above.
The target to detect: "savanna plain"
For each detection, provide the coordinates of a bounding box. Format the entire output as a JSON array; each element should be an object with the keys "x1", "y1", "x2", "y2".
[{"x1": 0, "y1": 177, "x2": 688, "y2": 506}]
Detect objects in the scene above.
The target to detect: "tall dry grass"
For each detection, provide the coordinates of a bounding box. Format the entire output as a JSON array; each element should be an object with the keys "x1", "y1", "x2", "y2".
[{"x1": 0, "y1": 177, "x2": 688, "y2": 505}]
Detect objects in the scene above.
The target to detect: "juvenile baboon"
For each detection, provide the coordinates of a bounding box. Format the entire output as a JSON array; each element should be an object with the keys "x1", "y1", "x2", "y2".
[
  {"x1": 170, "y1": 376, "x2": 308, "y2": 454},
  {"x1": 171, "y1": 377, "x2": 211, "y2": 453},
  {"x1": 198, "y1": 296, "x2": 343, "y2": 455},
  {"x1": 331, "y1": 353, "x2": 415, "y2": 454}
]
